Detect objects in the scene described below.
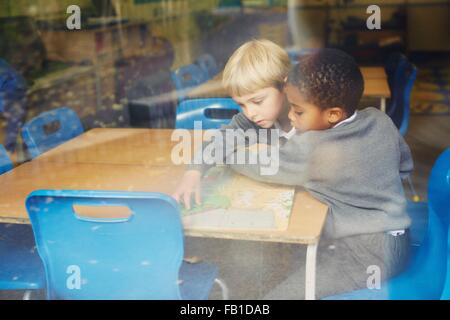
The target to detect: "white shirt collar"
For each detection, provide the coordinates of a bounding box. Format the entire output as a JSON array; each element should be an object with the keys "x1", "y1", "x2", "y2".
[
  {"x1": 274, "y1": 121, "x2": 297, "y2": 140},
  {"x1": 333, "y1": 111, "x2": 357, "y2": 129}
]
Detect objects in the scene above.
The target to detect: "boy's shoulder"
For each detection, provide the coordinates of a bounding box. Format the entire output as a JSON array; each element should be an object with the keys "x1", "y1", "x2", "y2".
[{"x1": 357, "y1": 107, "x2": 397, "y2": 130}]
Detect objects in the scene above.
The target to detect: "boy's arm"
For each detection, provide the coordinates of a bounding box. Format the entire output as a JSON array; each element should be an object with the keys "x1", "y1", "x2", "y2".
[
  {"x1": 187, "y1": 112, "x2": 259, "y2": 175},
  {"x1": 229, "y1": 135, "x2": 309, "y2": 186},
  {"x1": 399, "y1": 134, "x2": 413, "y2": 178}
]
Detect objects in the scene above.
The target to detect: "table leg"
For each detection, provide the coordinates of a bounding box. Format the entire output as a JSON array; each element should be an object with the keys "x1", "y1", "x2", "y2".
[
  {"x1": 380, "y1": 97, "x2": 386, "y2": 113},
  {"x1": 305, "y1": 242, "x2": 318, "y2": 300}
]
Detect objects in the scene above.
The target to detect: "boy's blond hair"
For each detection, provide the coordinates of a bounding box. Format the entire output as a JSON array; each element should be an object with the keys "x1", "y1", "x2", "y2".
[{"x1": 222, "y1": 39, "x2": 291, "y2": 97}]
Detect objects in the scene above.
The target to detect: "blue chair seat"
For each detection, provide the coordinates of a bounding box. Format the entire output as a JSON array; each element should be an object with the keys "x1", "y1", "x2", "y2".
[
  {"x1": 0, "y1": 223, "x2": 45, "y2": 290},
  {"x1": 179, "y1": 262, "x2": 218, "y2": 300}
]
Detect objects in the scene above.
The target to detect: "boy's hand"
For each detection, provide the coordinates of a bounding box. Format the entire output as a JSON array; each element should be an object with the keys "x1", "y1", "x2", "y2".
[{"x1": 172, "y1": 170, "x2": 202, "y2": 210}]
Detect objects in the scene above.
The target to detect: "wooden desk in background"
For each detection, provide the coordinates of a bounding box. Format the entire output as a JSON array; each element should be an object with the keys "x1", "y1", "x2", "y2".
[
  {"x1": 0, "y1": 128, "x2": 328, "y2": 299},
  {"x1": 187, "y1": 66, "x2": 390, "y2": 112}
]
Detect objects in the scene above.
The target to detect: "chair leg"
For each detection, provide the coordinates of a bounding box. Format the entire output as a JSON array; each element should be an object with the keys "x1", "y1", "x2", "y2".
[
  {"x1": 406, "y1": 175, "x2": 420, "y2": 202},
  {"x1": 214, "y1": 278, "x2": 229, "y2": 300},
  {"x1": 23, "y1": 290, "x2": 32, "y2": 300}
]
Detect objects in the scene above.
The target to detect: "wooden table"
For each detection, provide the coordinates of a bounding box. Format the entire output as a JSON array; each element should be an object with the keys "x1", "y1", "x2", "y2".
[
  {"x1": 360, "y1": 67, "x2": 390, "y2": 112},
  {"x1": 0, "y1": 128, "x2": 328, "y2": 299},
  {"x1": 187, "y1": 66, "x2": 390, "y2": 112}
]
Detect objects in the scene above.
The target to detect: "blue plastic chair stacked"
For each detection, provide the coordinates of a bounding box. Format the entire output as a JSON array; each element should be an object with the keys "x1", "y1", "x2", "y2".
[
  {"x1": 171, "y1": 64, "x2": 208, "y2": 101},
  {"x1": 0, "y1": 144, "x2": 13, "y2": 175},
  {"x1": 385, "y1": 53, "x2": 417, "y2": 136},
  {"x1": 0, "y1": 144, "x2": 45, "y2": 299},
  {"x1": 324, "y1": 148, "x2": 450, "y2": 300},
  {"x1": 286, "y1": 48, "x2": 318, "y2": 64},
  {"x1": 21, "y1": 107, "x2": 84, "y2": 159},
  {"x1": 26, "y1": 190, "x2": 227, "y2": 300},
  {"x1": 176, "y1": 98, "x2": 242, "y2": 130},
  {"x1": 195, "y1": 54, "x2": 219, "y2": 79}
]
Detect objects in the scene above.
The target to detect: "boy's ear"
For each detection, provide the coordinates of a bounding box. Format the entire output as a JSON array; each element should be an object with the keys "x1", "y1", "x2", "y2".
[{"x1": 326, "y1": 107, "x2": 346, "y2": 125}]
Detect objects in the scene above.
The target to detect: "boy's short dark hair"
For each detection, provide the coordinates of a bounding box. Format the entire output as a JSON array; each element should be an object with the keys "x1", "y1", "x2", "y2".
[{"x1": 288, "y1": 48, "x2": 364, "y2": 114}]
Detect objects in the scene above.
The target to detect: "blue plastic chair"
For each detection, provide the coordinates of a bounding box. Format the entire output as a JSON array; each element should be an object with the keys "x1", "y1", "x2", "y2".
[
  {"x1": 176, "y1": 98, "x2": 242, "y2": 130},
  {"x1": 323, "y1": 149, "x2": 450, "y2": 300},
  {"x1": 21, "y1": 107, "x2": 84, "y2": 159},
  {"x1": 441, "y1": 224, "x2": 450, "y2": 300},
  {"x1": 286, "y1": 48, "x2": 318, "y2": 63},
  {"x1": 385, "y1": 53, "x2": 406, "y2": 94},
  {"x1": 0, "y1": 144, "x2": 13, "y2": 174},
  {"x1": 26, "y1": 189, "x2": 227, "y2": 300},
  {"x1": 0, "y1": 146, "x2": 45, "y2": 296},
  {"x1": 1, "y1": 144, "x2": 44, "y2": 297},
  {"x1": 385, "y1": 55, "x2": 417, "y2": 136},
  {"x1": 171, "y1": 64, "x2": 208, "y2": 100},
  {"x1": 195, "y1": 54, "x2": 219, "y2": 79}
]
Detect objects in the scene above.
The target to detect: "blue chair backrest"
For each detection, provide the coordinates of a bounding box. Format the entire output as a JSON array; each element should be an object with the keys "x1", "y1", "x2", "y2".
[
  {"x1": 171, "y1": 64, "x2": 208, "y2": 99},
  {"x1": 176, "y1": 98, "x2": 242, "y2": 130},
  {"x1": 26, "y1": 189, "x2": 184, "y2": 300},
  {"x1": 286, "y1": 48, "x2": 318, "y2": 63},
  {"x1": 0, "y1": 58, "x2": 27, "y2": 113},
  {"x1": 387, "y1": 149, "x2": 450, "y2": 299},
  {"x1": 0, "y1": 144, "x2": 13, "y2": 174},
  {"x1": 385, "y1": 53, "x2": 406, "y2": 92},
  {"x1": 21, "y1": 107, "x2": 84, "y2": 159},
  {"x1": 385, "y1": 54, "x2": 417, "y2": 136},
  {"x1": 195, "y1": 54, "x2": 218, "y2": 79}
]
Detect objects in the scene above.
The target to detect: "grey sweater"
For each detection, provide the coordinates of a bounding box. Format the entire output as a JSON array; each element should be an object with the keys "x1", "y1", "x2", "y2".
[
  {"x1": 229, "y1": 107, "x2": 413, "y2": 239},
  {"x1": 188, "y1": 111, "x2": 271, "y2": 174}
]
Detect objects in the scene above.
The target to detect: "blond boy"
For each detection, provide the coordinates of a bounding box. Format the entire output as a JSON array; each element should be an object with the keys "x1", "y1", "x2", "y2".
[{"x1": 173, "y1": 39, "x2": 294, "y2": 208}]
